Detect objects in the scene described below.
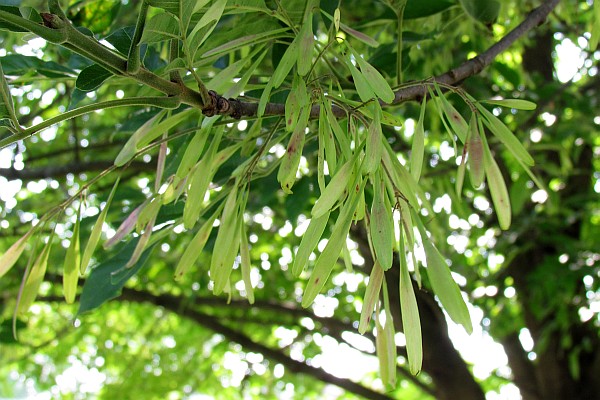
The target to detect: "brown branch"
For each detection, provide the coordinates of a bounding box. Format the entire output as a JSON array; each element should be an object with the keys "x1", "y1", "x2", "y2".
[
  {"x1": 24, "y1": 141, "x2": 127, "y2": 164},
  {"x1": 214, "y1": 0, "x2": 561, "y2": 119},
  {"x1": 0, "y1": 160, "x2": 153, "y2": 180}
]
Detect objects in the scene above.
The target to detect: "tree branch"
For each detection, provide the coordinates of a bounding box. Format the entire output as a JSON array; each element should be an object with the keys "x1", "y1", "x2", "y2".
[
  {"x1": 214, "y1": 0, "x2": 560, "y2": 120},
  {"x1": 115, "y1": 289, "x2": 396, "y2": 400},
  {"x1": 1, "y1": 160, "x2": 153, "y2": 181}
]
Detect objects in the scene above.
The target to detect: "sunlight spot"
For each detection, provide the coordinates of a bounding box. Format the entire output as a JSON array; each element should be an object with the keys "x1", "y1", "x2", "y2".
[
  {"x1": 541, "y1": 112, "x2": 556, "y2": 126},
  {"x1": 529, "y1": 128, "x2": 543, "y2": 142},
  {"x1": 504, "y1": 287, "x2": 516, "y2": 298},
  {"x1": 555, "y1": 38, "x2": 583, "y2": 82},
  {"x1": 439, "y1": 141, "x2": 455, "y2": 161},
  {"x1": 519, "y1": 328, "x2": 534, "y2": 352},
  {"x1": 403, "y1": 118, "x2": 415, "y2": 138},
  {"x1": 531, "y1": 189, "x2": 548, "y2": 203},
  {"x1": 312, "y1": 294, "x2": 339, "y2": 318}
]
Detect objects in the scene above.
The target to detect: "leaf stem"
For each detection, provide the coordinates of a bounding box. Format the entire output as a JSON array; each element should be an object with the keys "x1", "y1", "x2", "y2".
[{"x1": 127, "y1": 0, "x2": 149, "y2": 74}]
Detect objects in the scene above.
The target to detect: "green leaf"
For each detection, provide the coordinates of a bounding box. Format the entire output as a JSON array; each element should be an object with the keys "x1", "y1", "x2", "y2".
[
  {"x1": 482, "y1": 99, "x2": 537, "y2": 110},
  {"x1": 459, "y1": 0, "x2": 500, "y2": 25},
  {"x1": 302, "y1": 179, "x2": 365, "y2": 308},
  {"x1": 370, "y1": 173, "x2": 393, "y2": 271},
  {"x1": 311, "y1": 158, "x2": 357, "y2": 219},
  {"x1": 292, "y1": 211, "x2": 330, "y2": 277},
  {"x1": 376, "y1": 304, "x2": 397, "y2": 386},
  {"x1": 183, "y1": 126, "x2": 223, "y2": 229},
  {"x1": 466, "y1": 113, "x2": 484, "y2": 189},
  {"x1": 179, "y1": 0, "x2": 198, "y2": 33},
  {"x1": 75, "y1": 63, "x2": 113, "y2": 92},
  {"x1": 363, "y1": 102, "x2": 383, "y2": 175},
  {"x1": 358, "y1": 260, "x2": 384, "y2": 333},
  {"x1": 297, "y1": 10, "x2": 314, "y2": 76},
  {"x1": 146, "y1": 0, "x2": 179, "y2": 15},
  {"x1": 210, "y1": 185, "x2": 242, "y2": 295},
  {"x1": 0, "y1": 234, "x2": 28, "y2": 278},
  {"x1": 202, "y1": 28, "x2": 289, "y2": 58},
  {"x1": 0, "y1": 58, "x2": 17, "y2": 123},
  {"x1": 115, "y1": 109, "x2": 195, "y2": 167},
  {"x1": 477, "y1": 104, "x2": 535, "y2": 166},
  {"x1": 404, "y1": 0, "x2": 454, "y2": 19},
  {"x1": 410, "y1": 96, "x2": 426, "y2": 181},
  {"x1": 342, "y1": 55, "x2": 375, "y2": 103},
  {"x1": 0, "y1": 54, "x2": 74, "y2": 78},
  {"x1": 278, "y1": 106, "x2": 310, "y2": 193},
  {"x1": 350, "y1": 46, "x2": 395, "y2": 104},
  {"x1": 174, "y1": 116, "x2": 213, "y2": 180},
  {"x1": 17, "y1": 238, "x2": 52, "y2": 315},
  {"x1": 80, "y1": 178, "x2": 120, "y2": 274},
  {"x1": 140, "y1": 12, "x2": 180, "y2": 43},
  {"x1": 432, "y1": 84, "x2": 468, "y2": 143},
  {"x1": 399, "y1": 233, "x2": 422, "y2": 375},
  {"x1": 63, "y1": 204, "x2": 82, "y2": 304},
  {"x1": 239, "y1": 221, "x2": 254, "y2": 304},
  {"x1": 418, "y1": 221, "x2": 472, "y2": 334},
  {"x1": 321, "y1": 10, "x2": 379, "y2": 47},
  {"x1": 174, "y1": 207, "x2": 219, "y2": 281},
  {"x1": 187, "y1": 0, "x2": 227, "y2": 59},
  {"x1": 482, "y1": 134, "x2": 511, "y2": 230},
  {"x1": 78, "y1": 239, "x2": 156, "y2": 314}
]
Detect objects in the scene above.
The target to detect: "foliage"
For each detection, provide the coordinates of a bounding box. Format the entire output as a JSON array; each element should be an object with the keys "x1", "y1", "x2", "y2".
[{"x1": 0, "y1": 0, "x2": 599, "y2": 399}]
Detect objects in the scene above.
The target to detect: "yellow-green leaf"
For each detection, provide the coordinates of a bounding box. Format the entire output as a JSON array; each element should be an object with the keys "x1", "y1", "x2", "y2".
[
  {"x1": 482, "y1": 98, "x2": 537, "y2": 110},
  {"x1": 358, "y1": 260, "x2": 384, "y2": 334},
  {"x1": 210, "y1": 185, "x2": 241, "y2": 295},
  {"x1": 410, "y1": 96, "x2": 426, "y2": 181},
  {"x1": 302, "y1": 179, "x2": 365, "y2": 308},
  {"x1": 351, "y1": 47, "x2": 395, "y2": 104},
  {"x1": 370, "y1": 174, "x2": 393, "y2": 271},
  {"x1": 240, "y1": 222, "x2": 254, "y2": 304},
  {"x1": 399, "y1": 235, "x2": 422, "y2": 375},
  {"x1": 311, "y1": 158, "x2": 356, "y2": 219},
  {"x1": 0, "y1": 235, "x2": 28, "y2": 279},
  {"x1": 343, "y1": 55, "x2": 375, "y2": 103},
  {"x1": 483, "y1": 136, "x2": 511, "y2": 230},
  {"x1": 175, "y1": 117, "x2": 214, "y2": 180},
  {"x1": 174, "y1": 207, "x2": 220, "y2": 281},
  {"x1": 17, "y1": 239, "x2": 52, "y2": 315},
  {"x1": 80, "y1": 177, "x2": 120, "y2": 274},
  {"x1": 297, "y1": 11, "x2": 314, "y2": 76},
  {"x1": 467, "y1": 113, "x2": 484, "y2": 189},
  {"x1": 375, "y1": 304, "x2": 397, "y2": 387},
  {"x1": 421, "y1": 231, "x2": 472, "y2": 333},
  {"x1": 278, "y1": 107, "x2": 310, "y2": 193},
  {"x1": 63, "y1": 204, "x2": 82, "y2": 304},
  {"x1": 477, "y1": 104, "x2": 534, "y2": 166},
  {"x1": 292, "y1": 211, "x2": 330, "y2": 277},
  {"x1": 363, "y1": 102, "x2": 383, "y2": 175}
]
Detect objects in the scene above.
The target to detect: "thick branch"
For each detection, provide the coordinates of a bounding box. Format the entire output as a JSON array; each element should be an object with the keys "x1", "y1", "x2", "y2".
[{"x1": 115, "y1": 289, "x2": 395, "y2": 400}]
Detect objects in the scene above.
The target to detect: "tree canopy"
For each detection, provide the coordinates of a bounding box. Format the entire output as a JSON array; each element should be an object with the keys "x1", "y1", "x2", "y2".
[{"x1": 0, "y1": 0, "x2": 599, "y2": 399}]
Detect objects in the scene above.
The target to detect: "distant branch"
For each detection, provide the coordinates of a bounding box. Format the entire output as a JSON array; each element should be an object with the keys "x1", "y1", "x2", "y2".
[
  {"x1": 115, "y1": 289, "x2": 395, "y2": 400},
  {"x1": 1, "y1": 160, "x2": 153, "y2": 181}
]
